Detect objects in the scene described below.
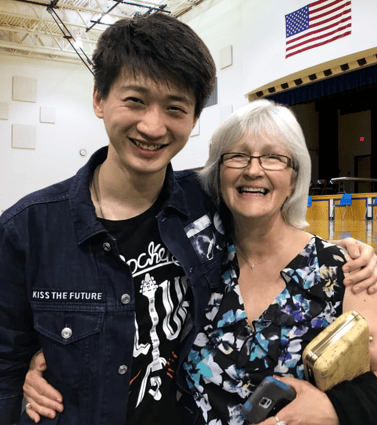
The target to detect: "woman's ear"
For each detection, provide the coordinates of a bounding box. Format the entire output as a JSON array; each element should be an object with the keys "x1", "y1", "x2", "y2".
[
  {"x1": 289, "y1": 182, "x2": 296, "y2": 198},
  {"x1": 289, "y1": 169, "x2": 298, "y2": 197}
]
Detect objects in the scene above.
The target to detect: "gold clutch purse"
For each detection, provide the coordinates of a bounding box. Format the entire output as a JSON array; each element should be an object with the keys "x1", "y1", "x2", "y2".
[{"x1": 303, "y1": 311, "x2": 370, "y2": 391}]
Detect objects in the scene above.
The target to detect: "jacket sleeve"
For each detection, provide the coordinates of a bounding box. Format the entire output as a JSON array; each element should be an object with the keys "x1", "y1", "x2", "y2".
[
  {"x1": 0, "y1": 220, "x2": 40, "y2": 424},
  {"x1": 326, "y1": 372, "x2": 377, "y2": 425}
]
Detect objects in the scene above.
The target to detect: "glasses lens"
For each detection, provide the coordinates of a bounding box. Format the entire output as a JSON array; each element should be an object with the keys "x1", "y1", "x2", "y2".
[
  {"x1": 260, "y1": 155, "x2": 288, "y2": 170},
  {"x1": 222, "y1": 154, "x2": 249, "y2": 168}
]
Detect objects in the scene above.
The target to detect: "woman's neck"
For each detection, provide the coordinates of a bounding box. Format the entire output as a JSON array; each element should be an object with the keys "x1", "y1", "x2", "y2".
[{"x1": 233, "y1": 214, "x2": 298, "y2": 259}]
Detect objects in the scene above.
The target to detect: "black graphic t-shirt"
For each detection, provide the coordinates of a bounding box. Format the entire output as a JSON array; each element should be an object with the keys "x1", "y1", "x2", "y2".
[{"x1": 101, "y1": 198, "x2": 190, "y2": 425}]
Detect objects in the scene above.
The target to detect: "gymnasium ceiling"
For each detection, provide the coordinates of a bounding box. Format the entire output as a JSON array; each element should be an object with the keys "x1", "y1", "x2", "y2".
[{"x1": 0, "y1": 0, "x2": 206, "y2": 67}]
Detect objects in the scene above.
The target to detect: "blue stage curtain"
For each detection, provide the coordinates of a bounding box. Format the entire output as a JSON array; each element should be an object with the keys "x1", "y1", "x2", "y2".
[{"x1": 267, "y1": 63, "x2": 377, "y2": 106}]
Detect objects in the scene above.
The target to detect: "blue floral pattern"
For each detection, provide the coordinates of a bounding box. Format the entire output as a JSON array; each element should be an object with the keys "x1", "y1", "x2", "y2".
[{"x1": 183, "y1": 236, "x2": 346, "y2": 425}]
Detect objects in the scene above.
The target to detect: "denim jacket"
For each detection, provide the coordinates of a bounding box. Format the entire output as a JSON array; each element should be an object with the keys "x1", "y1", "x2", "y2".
[{"x1": 0, "y1": 147, "x2": 226, "y2": 425}]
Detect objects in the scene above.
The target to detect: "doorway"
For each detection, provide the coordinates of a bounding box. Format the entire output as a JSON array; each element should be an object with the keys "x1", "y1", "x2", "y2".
[{"x1": 355, "y1": 154, "x2": 371, "y2": 192}]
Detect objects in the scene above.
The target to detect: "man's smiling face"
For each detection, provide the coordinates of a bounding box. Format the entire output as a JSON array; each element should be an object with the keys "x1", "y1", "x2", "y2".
[{"x1": 93, "y1": 71, "x2": 198, "y2": 179}]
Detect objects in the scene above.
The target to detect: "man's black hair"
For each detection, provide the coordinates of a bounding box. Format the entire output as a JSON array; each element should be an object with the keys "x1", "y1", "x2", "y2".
[{"x1": 92, "y1": 13, "x2": 216, "y2": 117}]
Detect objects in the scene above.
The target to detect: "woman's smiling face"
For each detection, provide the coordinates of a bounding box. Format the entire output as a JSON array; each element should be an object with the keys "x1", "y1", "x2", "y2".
[{"x1": 219, "y1": 133, "x2": 296, "y2": 224}]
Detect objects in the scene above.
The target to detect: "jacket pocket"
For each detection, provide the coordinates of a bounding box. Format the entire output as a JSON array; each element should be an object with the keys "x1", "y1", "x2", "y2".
[{"x1": 33, "y1": 305, "x2": 105, "y2": 388}]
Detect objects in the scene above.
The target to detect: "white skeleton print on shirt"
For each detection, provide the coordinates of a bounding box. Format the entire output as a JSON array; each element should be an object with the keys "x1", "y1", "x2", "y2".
[{"x1": 127, "y1": 241, "x2": 189, "y2": 408}]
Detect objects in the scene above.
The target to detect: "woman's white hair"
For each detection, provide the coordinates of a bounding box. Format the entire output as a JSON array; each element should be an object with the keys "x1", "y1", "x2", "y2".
[{"x1": 199, "y1": 99, "x2": 311, "y2": 228}]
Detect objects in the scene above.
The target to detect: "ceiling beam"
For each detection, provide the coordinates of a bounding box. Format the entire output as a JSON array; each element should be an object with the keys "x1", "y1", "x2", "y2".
[
  {"x1": 11, "y1": 0, "x2": 126, "y2": 18},
  {"x1": 0, "y1": 24, "x2": 95, "y2": 43},
  {"x1": 0, "y1": 39, "x2": 79, "y2": 57},
  {"x1": 13, "y1": 0, "x2": 54, "y2": 7},
  {"x1": 0, "y1": 10, "x2": 91, "y2": 32},
  {"x1": 0, "y1": 49, "x2": 84, "y2": 65}
]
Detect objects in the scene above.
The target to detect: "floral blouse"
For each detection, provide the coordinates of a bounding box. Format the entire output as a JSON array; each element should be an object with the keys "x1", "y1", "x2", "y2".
[{"x1": 183, "y1": 236, "x2": 346, "y2": 425}]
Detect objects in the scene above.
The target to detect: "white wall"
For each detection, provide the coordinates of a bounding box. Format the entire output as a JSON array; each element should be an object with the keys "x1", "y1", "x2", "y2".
[{"x1": 0, "y1": 55, "x2": 107, "y2": 211}]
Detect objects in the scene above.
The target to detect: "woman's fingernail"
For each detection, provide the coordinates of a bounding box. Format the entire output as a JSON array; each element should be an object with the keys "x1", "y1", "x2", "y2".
[{"x1": 39, "y1": 363, "x2": 45, "y2": 368}]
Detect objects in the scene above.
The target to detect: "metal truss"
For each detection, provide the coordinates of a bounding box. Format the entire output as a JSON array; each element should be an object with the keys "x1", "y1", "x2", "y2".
[{"x1": 0, "y1": 0, "x2": 205, "y2": 65}]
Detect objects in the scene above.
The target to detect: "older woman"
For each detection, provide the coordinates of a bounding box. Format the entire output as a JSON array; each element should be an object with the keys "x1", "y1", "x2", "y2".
[
  {"x1": 182, "y1": 100, "x2": 377, "y2": 425},
  {"x1": 23, "y1": 101, "x2": 377, "y2": 425}
]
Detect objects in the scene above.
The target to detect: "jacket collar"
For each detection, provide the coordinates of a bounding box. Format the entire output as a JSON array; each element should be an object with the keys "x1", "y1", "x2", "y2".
[
  {"x1": 159, "y1": 166, "x2": 191, "y2": 217},
  {"x1": 69, "y1": 146, "x2": 190, "y2": 245},
  {"x1": 69, "y1": 147, "x2": 108, "y2": 245}
]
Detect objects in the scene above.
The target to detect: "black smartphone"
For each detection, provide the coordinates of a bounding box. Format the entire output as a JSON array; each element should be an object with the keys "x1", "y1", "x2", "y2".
[{"x1": 242, "y1": 376, "x2": 296, "y2": 424}]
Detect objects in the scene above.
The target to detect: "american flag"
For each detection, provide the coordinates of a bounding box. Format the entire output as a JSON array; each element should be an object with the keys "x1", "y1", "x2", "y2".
[{"x1": 285, "y1": 0, "x2": 351, "y2": 59}]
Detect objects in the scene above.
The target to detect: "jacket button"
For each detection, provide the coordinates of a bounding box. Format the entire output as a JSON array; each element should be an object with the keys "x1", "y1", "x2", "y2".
[
  {"x1": 103, "y1": 242, "x2": 111, "y2": 252},
  {"x1": 121, "y1": 293, "x2": 131, "y2": 305},
  {"x1": 61, "y1": 327, "x2": 72, "y2": 340},
  {"x1": 118, "y1": 365, "x2": 128, "y2": 375}
]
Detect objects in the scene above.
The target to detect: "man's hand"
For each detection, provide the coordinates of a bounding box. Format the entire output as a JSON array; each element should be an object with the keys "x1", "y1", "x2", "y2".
[
  {"x1": 333, "y1": 238, "x2": 377, "y2": 294},
  {"x1": 257, "y1": 376, "x2": 339, "y2": 425},
  {"x1": 23, "y1": 351, "x2": 64, "y2": 423}
]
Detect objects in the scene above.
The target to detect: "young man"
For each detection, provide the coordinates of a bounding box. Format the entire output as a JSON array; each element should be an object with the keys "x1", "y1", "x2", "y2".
[
  {"x1": 0, "y1": 13, "x2": 221, "y2": 425},
  {"x1": 0, "y1": 12, "x2": 375, "y2": 425}
]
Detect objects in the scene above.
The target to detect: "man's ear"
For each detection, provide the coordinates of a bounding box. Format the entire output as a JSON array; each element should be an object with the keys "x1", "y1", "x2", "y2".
[
  {"x1": 192, "y1": 116, "x2": 199, "y2": 130},
  {"x1": 93, "y1": 86, "x2": 104, "y2": 119}
]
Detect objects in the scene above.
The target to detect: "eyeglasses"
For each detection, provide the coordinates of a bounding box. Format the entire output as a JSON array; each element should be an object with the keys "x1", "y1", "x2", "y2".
[{"x1": 220, "y1": 152, "x2": 295, "y2": 171}]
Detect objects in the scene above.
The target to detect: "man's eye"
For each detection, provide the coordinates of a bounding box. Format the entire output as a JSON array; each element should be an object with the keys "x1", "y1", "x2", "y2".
[
  {"x1": 169, "y1": 106, "x2": 186, "y2": 114},
  {"x1": 125, "y1": 97, "x2": 143, "y2": 104}
]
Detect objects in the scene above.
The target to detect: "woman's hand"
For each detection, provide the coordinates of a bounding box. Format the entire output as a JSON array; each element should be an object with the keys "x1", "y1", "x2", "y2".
[
  {"x1": 23, "y1": 351, "x2": 64, "y2": 423},
  {"x1": 333, "y1": 238, "x2": 377, "y2": 294},
  {"x1": 257, "y1": 376, "x2": 339, "y2": 425}
]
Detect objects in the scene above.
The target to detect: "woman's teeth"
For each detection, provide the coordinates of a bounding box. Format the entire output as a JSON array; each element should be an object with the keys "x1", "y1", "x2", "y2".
[{"x1": 238, "y1": 187, "x2": 268, "y2": 195}]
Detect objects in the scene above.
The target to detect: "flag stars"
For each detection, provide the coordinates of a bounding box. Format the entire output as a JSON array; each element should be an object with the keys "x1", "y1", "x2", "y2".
[{"x1": 286, "y1": 5, "x2": 309, "y2": 37}]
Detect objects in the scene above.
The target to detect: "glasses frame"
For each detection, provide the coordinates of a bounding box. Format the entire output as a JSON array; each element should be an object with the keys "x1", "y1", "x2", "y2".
[{"x1": 220, "y1": 152, "x2": 295, "y2": 171}]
